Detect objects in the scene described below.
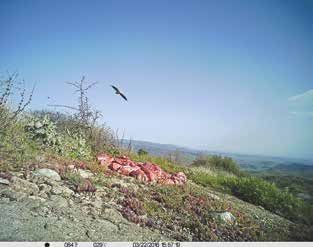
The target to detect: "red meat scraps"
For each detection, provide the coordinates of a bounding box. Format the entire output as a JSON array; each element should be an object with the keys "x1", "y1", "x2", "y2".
[{"x1": 95, "y1": 153, "x2": 187, "y2": 185}]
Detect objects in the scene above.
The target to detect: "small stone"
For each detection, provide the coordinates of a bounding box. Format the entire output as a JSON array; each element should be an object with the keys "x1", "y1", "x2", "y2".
[
  {"x1": 102, "y1": 208, "x2": 126, "y2": 224},
  {"x1": 90, "y1": 198, "x2": 103, "y2": 209},
  {"x1": 29, "y1": 195, "x2": 46, "y2": 202},
  {"x1": 207, "y1": 192, "x2": 220, "y2": 200},
  {"x1": 0, "y1": 178, "x2": 10, "y2": 185},
  {"x1": 10, "y1": 172, "x2": 24, "y2": 178},
  {"x1": 32, "y1": 168, "x2": 61, "y2": 181},
  {"x1": 38, "y1": 192, "x2": 49, "y2": 199},
  {"x1": 209, "y1": 211, "x2": 236, "y2": 225},
  {"x1": 50, "y1": 184, "x2": 74, "y2": 198},
  {"x1": 61, "y1": 186, "x2": 74, "y2": 198},
  {"x1": 10, "y1": 177, "x2": 39, "y2": 195},
  {"x1": 47, "y1": 195, "x2": 68, "y2": 208},
  {"x1": 78, "y1": 169, "x2": 93, "y2": 179},
  {"x1": 74, "y1": 193, "x2": 80, "y2": 198},
  {"x1": 51, "y1": 185, "x2": 63, "y2": 195},
  {"x1": 35, "y1": 155, "x2": 45, "y2": 162},
  {"x1": 0, "y1": 197, "x2": 10, "y2": 203},
  {"x1": 24, "y1": 196, "x2": 44, "y2": 209},
  {"x1": 68, "y1": 199, "x2": 74, "y2": 206},
  {"x1": 0, "y1": 187, "x2": 27, "y2": 201},
  {"x1": 39, "y1": 184, "x2": 52, "y2": 193}
]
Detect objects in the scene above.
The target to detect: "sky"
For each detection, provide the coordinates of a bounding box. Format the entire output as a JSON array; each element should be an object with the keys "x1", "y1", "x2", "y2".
[{"x1": 0, "y1": 0, "x2": 312, "y2": 159}]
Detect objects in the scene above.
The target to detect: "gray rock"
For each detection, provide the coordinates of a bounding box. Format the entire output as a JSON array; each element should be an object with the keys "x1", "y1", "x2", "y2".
[
  {"x1": 78, "y1": 169, "x2": 93, "y2": 179},
  {"x1": 0, "y1": 178, "x2": 10, "y2": 185},
  {"x1": 23, "y1": 196, "x2": 43, "y2": 209},
  {"x1": 68, "y1": 199, "x2": 74, "y2": 206},
  {"x1": 102, "y1": 207, "x2": 127, "y2": 224},
  {"x1": 32, "y1": 169, "x2": 61, "y2": 181},
  {"x1": 11, "y1": 177, "x2": 39, "y2": 195},
  {"x1": 10, "y1": 171, "x2": 23, "y2": 177},
  {"x1": 207, "y1": 192, "x2": 220, "y2": 200},
  {"x1": 35, "y1": 155, "x2": 45, "y2": 163},
  {"x1": 0, "y1": 195, "x2": 171, "y2": 241},
  {"x1": 0, "y1": 197, "x2": 10, "y2": 203},
  {"x1": 90, "y1": 198, "x2": 103, "y2": 209},
  {"x1": 209, "y1": 211, "x2": 236, "y2": 225},
  {"x1": 44, "y1": 179, "x2": 60, "y2": 187},
  {"x1": 0, "y1": 187, "x2": 27, "y2": 201},
  {"x1": 39, "y1": 184, "x2": 52, "y2": 193},
  {"x1": 48, "y1": 195, "x2": 69, "y2": 208},
  {"x1": 51, "y1": 184, "x2": 74, "y2": 198},
  {"x1": 50, "y1": 185, "x2": 63, "y2": 195},
  {"x1": 61, "y1": 186, "x2": 74, "y2": 198}
]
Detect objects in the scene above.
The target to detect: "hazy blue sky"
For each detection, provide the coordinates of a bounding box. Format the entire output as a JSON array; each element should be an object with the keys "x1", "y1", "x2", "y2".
[{"x1": 1, "y1": 0, "x2": 312, "y2": 159}]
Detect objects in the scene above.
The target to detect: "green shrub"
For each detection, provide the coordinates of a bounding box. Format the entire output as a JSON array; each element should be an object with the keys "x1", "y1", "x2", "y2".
[
  {"x1": 31, "y1": 110, "x2": 120, "y2": 156},
  {"x1": 63, "y1": 170, "x2": 84, "y2": 187},
  {"x1": 169, "y1": 155, "x2": 313, "y2": 225},
  {"x1": 24, "y1": 114, "x2": 92, "y2": 160},
  {"x1": 25, "y1": 115, "x2": 61, "y2": 146},
  {"x1": 191, "y1": 155, "x2": 243, "y2": 176},
  {"x1": 221, "y1": 176, "x2": 313, "y2": 225},
  {"x1": 60, "y1": 131, "x2": 91, "y2": 159},
  {"x1": 137, "y1": 148, "x2": 148, "y2": 156},
  {"x1": 130, "y1": 153, "x2": 187, "y2": 174},
  {"x1": 0, "y1": 119, "x2": 39, "y2": 169}
]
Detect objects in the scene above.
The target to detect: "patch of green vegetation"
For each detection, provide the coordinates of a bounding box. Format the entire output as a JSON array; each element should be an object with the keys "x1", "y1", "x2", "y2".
[
  {"x1": 0, "y1": 118, "x2": 40, "y2": 170},
  {"x1": 24, "y1": 114, "x2": 92, "y2": 159},
  {"x1": 186, "y1": 171, "x2": 313, "y2": 226},
  {"x1": 191, "y1": 155, "x2": 244, "y2": 176},
  {"x1": 131, "y1": 153, "x2": 313, "y2": 226},
  {"x1": 255, "y1": 173, "x2": 313, "y2": 203},
  {"x1": 137, "y1": 148, "x2": 148, "y2": 156},
  {"x1": 220, "y1": 176, "x2": 313, "y2": 225},
  {"x1": 116, "y1": 180, "x2": 299, "y2": 241},
  {"x1": 130, "y1": 153, "x2": 188, "y2": 174},
  {"x1": 63, "y1": 170, "x2": 84, "y2": 187},
  {"x1": 90, "y1": 172, "x2": 111, "y2": 187}
]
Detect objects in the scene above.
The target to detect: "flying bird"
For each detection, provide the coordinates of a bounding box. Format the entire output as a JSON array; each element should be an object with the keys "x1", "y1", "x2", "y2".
[{"x1": 111, "y1": 85, "x2": 128, "y2": 101}]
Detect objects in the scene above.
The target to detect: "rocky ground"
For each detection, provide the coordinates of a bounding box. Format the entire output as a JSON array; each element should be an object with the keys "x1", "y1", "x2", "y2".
[
  {"x1": 0, "y1": 162, "x2": 311, "y2": 241},
  {"x1": 0, "y1": 167, "x2": 171, "y2": 241}
]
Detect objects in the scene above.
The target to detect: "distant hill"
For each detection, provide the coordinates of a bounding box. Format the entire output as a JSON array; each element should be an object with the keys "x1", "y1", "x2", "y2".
[
  {"x1": 122, "y1": 139, "x2": 313, "y2": 172},
  {"x1": 260, "y1": 163, "x2": 313, "y2": 180},
  {"x1": 270, "y1": 163, "x2": 313, "y2": 172}
]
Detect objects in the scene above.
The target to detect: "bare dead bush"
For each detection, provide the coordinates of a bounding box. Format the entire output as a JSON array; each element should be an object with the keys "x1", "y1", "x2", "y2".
[
  {"x1": 48, "y1": 76, "x2": 120, "y2": 155},
  {"x1": 0, "y1": 73, "x2": 34, "y2": 133}
]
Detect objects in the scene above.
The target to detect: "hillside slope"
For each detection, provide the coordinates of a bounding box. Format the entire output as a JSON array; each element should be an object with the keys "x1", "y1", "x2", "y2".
[{"x1": 0, "y1": 156, "x2": 311, "y2": 241}]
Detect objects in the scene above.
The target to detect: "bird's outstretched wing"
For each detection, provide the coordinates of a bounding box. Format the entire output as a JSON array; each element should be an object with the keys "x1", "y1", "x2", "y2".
[
  {"x1": 111, "y1": 84, "x2": 128, "y2": 101},
  {"x1": 111, "y1": 85, "x2": 120, "y2": 94},
  {"x1": 119, "y1": 92, "x2": 128, "y2": 101}
]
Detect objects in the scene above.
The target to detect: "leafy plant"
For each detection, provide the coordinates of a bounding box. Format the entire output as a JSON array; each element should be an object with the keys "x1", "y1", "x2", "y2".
[
  {"x1": 60, "y1": 130, "x2": 91, "y2": 159},
  {"x1": 63, "y1": 170, "x2": 84, "y2": 187},
  {"x1": 221, "y1": 176, "x2": 313, "y2": 224},
  {"x1": 0, "y1": 119, "x2": 39, "y2": 169},
  {"x1": 25, "y1": 115, "x2": 60, "y2": 146},
  {"x1": 138, "y1": 148, "x2": 148, "y2": 156},
  {"x1": 191, "y1": 155, "x2": 244, "y2": 176}
]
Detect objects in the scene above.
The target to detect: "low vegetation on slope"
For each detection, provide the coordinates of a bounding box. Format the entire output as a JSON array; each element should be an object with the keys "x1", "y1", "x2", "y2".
[
  {"x1": 132, "y1": 153, "x2": 313, "y2": 226},
  {"x1": 0, "y1": 74, "x2": 312, "y2": 241}
]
